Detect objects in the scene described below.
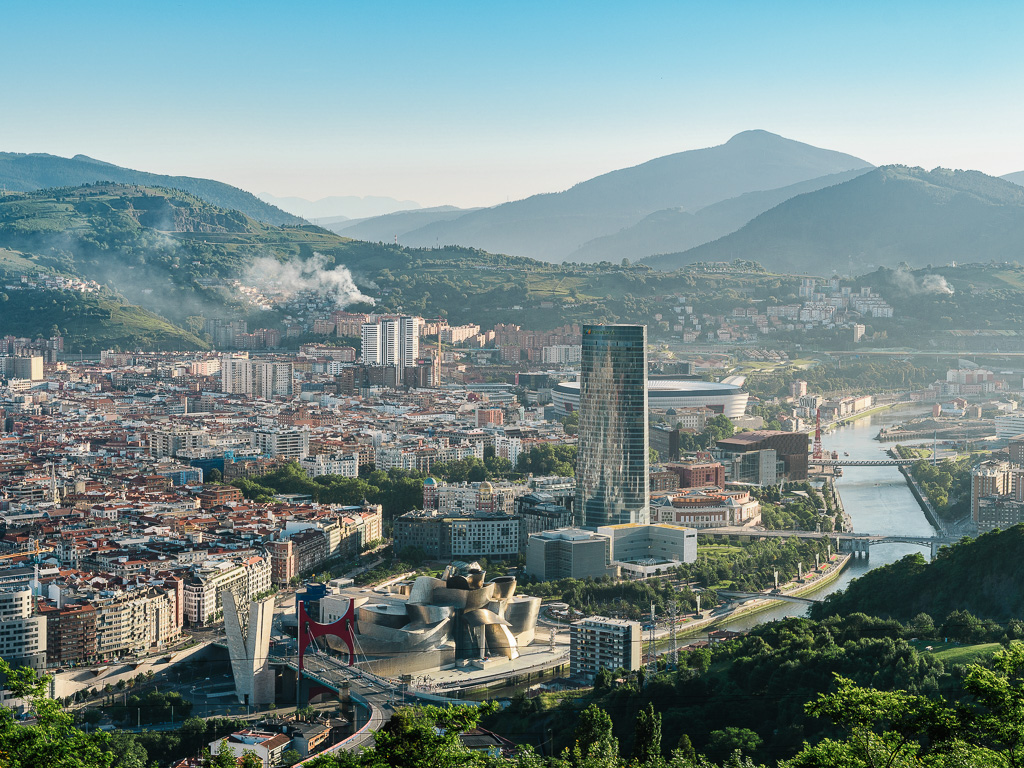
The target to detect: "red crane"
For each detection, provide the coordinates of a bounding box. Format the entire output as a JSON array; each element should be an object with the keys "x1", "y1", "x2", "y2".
[{"x1": 812, "y1": 407, "x2": 823, "y2": 460}]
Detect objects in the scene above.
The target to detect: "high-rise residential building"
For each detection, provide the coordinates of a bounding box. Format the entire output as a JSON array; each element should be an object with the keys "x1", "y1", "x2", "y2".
[
  {"x1": 577, "y1": 324, "x2": 649, "y2": 528},
  {"x1": 361, "y1": 316, "x2": 421, "y2": 368},
  {"x1": 220, "y1": 354, "x2": 293, "y2": 398}
]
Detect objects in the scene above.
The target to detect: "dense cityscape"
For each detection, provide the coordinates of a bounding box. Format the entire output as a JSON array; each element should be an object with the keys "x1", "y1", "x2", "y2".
[{"x1": 7, "y1": 3, "x2": 1024, "y2": 767}]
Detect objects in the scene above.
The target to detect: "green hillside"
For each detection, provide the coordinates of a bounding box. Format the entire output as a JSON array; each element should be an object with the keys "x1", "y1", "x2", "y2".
[
  {"x1": 0, "y1": 284, "x2": 207, "y2": 351},
  {"x1": 647, "y1": 166, "x2": 1024, "y2": 274},
  {"x1": 0, "y1": 152, "x2": 304, "y2": 226},
  {"x1": 811, "y1": 525, "x2": 1024, "y2": 624}
]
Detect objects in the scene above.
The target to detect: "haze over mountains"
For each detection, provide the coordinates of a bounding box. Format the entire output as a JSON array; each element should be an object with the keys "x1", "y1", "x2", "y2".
[
  {"x1": 387, "y1": 130, "x2": 873, "y2": 261},
  {"x1": 567, "y1": 168, "x2": 873, "y2": 263},
  {"x1": 647, "y1": 166, "x2": 1024, "y2": 275},
  {"x1": 0, "y1": 152, "x2": 303, "y2": 226},
  {"x1": 8, "y1": 134, "x2": 1024, "y2": 279},
  {"x1": 257, "y1": 193, "x2": 421, "y2": 221}
]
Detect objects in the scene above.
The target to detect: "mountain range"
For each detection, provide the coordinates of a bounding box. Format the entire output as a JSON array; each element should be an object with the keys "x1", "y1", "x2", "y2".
[
  {"x1": 6, "y1": 135, "x2": 1024, "y2": 279},
  {"x1": 0, "y1": 152, "x2": 302, "y2": 226},
  {"x1": 646, "y1": 166, "x2": 1024, "y2": 274},
  {"x1": 384, "y1": 130, "x2": 872, "y2": 261}
]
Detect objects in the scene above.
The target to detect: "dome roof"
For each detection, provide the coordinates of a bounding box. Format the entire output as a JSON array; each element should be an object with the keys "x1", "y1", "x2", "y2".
[{"x1": 423, "y1": 477, "x2": 438, "y2": 486}]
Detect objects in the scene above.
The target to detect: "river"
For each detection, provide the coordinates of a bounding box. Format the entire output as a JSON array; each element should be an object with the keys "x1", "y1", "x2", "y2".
[{"x1": 723, "y1": 404, "x2": 938, "y2": 629}]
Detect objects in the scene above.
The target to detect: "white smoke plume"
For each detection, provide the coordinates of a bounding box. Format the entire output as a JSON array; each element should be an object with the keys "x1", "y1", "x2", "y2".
[
  {"x1": 890, "y1": 266, "x2": 954, "y2": 295},
  {"x1": 244, "y1": 252, "x2": 375, "y2": 308}
]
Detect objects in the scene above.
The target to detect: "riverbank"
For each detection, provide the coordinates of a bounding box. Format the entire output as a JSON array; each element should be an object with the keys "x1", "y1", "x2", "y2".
[
  {"x1": 893, "y1": 456, "x2": 945, "y2": 533},
  {"x1": 667, "y1": 552, "x2": 853, "y2": 639}
]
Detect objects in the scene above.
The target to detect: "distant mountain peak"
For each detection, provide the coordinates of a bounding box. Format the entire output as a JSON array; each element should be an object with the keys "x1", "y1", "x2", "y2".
[{"x1": 724, "y1": 129, "x2": 787, "y2": 144}]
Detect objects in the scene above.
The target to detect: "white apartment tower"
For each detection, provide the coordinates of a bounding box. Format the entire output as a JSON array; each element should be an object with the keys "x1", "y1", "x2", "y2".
[{"x1": 361, "y1": 316, "x2": 421, "y2": 368}]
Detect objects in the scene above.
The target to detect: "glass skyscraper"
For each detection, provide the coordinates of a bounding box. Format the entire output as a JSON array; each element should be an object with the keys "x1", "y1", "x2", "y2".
[{"x1": 576, "y1": 324, "x2": 649, "y2": 528}]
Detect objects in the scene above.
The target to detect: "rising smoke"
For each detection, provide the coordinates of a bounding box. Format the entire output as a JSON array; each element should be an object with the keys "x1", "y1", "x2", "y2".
[
  {"x1": 244, "y1": 252, "x2": 375, "y2": 308},
  {"x1": 890, "y1": 266, "x2": 955, "y2": 295}
]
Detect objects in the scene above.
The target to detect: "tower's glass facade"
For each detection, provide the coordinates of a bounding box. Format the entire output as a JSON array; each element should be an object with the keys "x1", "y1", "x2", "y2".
[{"x1": 576, "y1": 324, "x2": 649, "y2": 528}]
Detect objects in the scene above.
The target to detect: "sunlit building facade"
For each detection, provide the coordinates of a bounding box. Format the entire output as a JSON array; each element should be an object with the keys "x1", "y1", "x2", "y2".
[{"x1": 577, "y1": 324, "x2": 649, "y2": 528}]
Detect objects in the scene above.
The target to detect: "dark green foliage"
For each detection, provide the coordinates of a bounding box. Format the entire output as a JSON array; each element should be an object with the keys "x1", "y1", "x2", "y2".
[
  {"x1": 516, "y1": 444, "x2": 577, "y2": 477},
  {"x1": 232, "y1": 462, "x2": 424, "y2": 521},
  {"x1": 811, "y1": 525, "x2": 1024, "y2": 624},
  {"x1": 632, "y1": 704, "x2": 662, "y2": 764}
]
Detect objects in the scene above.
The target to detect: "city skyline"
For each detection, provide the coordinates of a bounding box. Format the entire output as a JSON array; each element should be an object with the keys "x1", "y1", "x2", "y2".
[{"x1": 5, "y1": 2, "x2": 1024, "y2": 207}]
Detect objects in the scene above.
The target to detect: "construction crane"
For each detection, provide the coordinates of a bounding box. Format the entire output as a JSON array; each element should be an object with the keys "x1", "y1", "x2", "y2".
[
  {"x1": 812, "y1": 407, "x2": 823, "y2": 461},
  {"x1": 0, "y1": 541, "x2": 55, "y2": 562}
]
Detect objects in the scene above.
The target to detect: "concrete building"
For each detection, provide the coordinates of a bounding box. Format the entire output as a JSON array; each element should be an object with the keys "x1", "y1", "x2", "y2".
[
  {"x1": 210, "y1": 730, "x2": 291, "y2": 768},
  {"x1": 182, "y1": 556, "x2": 272, "y2": 626},
  {"x1": 299, "y1": 452, "x2": 358, "y2": 478},
  {"x1": 5, "y1": 356, "x2": 44, "y2": 381},
  {"x1": 423, "y1": 479, "x2": 530, "y2": 516},
  {"x1": 716, "y1": 430, "x2": 810, "y2": 482},
  {"x1": 516, "y1": 492, "x2": 574, "y2": 549},
  {"x1": 0, "y1": 586, "x2": 46, "y2": 669},
  {"x1": 577, "y1": 324, "x2": 649, "y2": 528},
  {"x1": 361, "y1": 316, "x2": 421, "y2": 369},
  {"x1": 996, "y1": 415, "x2": 1024, "y2": 441},
  {"x1": 148, "y1": 428, "x2": 209, "y2": 459},
  {"x1": 665, "y1": 460, "x2": 726, "y2": 489},
  {"x1": 253, "y1": 427, "x2": 309, "y2": 459},
  {"x1": 394, "y1": 510, "x2": 521, "y2": 560},
  {"x1": 39, "y1": 601, "x2": 97, "y2": 666},
  {"x1": 524, "y1": 528, "x2": 612, "y2": 581},
  {"x1": 570, "y1": 616, "x2": 642, "y2": 682},
  {"x1": 220, "y1": 354, "x2": 294, "y2": 398},
  {"x1": 652, "y1": 487, "x2": 762, "y2": 529},
  {"x1": 596, "y1": 523, "x2": 697, "y2": 576}
]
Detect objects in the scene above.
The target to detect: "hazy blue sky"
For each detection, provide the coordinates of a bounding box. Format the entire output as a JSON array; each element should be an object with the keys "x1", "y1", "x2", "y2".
[{"x1": 4, "y1": 1, "x2": 1023, "y2": 208}]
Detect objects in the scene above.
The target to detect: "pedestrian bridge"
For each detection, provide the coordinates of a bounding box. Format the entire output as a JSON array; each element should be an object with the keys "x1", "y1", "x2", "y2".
[
  {"x1": 718, "y1": 590, "x2": 821, "y2": 605},
  {"x1": 807, "y1": 459, "x2": 917, "y2": 467},
  {"x1": 700, "y1": 527, "x2": 963, "y2": 559}
]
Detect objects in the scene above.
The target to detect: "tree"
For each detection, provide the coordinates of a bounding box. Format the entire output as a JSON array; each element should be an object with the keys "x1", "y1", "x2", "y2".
[
  {"x1": 205, "y1": 743, "x2": 240, "y2": 768},
  {"x1": 362, "y1": 703, "x2": 495, "y2": 768},
  {"x1": 107, "y1": 731, "x2": 148, "y2": 768},
  {"x1": 782, "y1": 675, "x2": 959, "y2": 768},
  {"x1": 961, "y1": 641, "x2": 1024, "y2": 765},
  {"x1": 707, "y1": 728, "x2": 762, "y2": 764},
  {"x1": 633, "y1": 703, "x2": 662, "y2": 764},
  {"x1": 571, "y1": 704, "x2": 618, "y2": 762},
  {"x1": 0, "y1": 658, "x2": 115, "y2": 768},
  {"x1": 282, "y1": 748, "x2": 304, "y2": 766}
]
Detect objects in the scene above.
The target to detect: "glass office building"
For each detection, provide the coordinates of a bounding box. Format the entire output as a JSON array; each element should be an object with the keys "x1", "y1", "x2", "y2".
[{"x1": 576, "y1": 324, "x2": 649, "y2": 528}]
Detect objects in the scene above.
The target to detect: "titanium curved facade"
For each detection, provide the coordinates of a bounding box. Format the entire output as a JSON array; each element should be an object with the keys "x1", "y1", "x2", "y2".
[{"x1": 577, "y1": 324, "x2": 649, "y2": 528}]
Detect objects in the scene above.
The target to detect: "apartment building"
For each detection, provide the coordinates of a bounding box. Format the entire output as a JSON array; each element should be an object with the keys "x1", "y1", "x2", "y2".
[
  {"x1": 182, "y1": 556, "x2": 272, "y2": 626},
  {"x1": 570, "y1": 616, "x2": 642, "y2": 682}
]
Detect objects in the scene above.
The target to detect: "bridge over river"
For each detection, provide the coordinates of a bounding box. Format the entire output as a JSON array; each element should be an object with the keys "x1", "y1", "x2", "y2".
[
  {"x1": 807, "y1": 458, "x2": 917, "y2": 467},
  {"x1": 700, "y1": 527, "x2": 962, "y2": 558},
  {"x1": 717, "y1": 590, "x2": 821, "y2": 605}
]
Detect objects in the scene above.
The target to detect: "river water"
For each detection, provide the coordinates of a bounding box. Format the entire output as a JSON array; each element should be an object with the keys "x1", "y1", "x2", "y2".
[{"x1": 723, "y1": 404, "x2": 938, "y2": 629}]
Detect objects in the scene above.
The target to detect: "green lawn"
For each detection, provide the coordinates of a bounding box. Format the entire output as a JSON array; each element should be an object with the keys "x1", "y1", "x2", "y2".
[{"x1": 914, "y1": 641, "x2": 1002, "y2": 665}]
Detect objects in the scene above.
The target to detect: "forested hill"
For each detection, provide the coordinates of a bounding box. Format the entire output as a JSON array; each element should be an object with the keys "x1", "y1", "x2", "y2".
[
  {"x1": 0, "y1": 151, "x2": 303, "y2": 226},
  {"x1": 810, "y1": 525, "x2": 1024, "y2": 623},
  {"x1": 647, "y1": 166, "x2": 1024, "y2": 275}
]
